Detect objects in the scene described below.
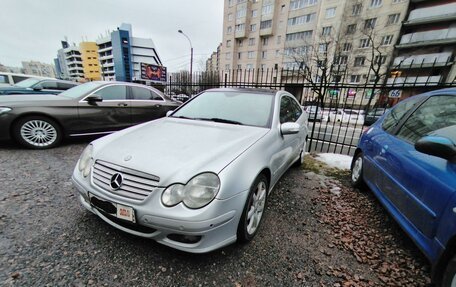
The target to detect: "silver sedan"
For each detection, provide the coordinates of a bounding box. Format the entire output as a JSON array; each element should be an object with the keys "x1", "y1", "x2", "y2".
[{"x1": 72, "y1": 88, "x2": 308, "y2": 253}]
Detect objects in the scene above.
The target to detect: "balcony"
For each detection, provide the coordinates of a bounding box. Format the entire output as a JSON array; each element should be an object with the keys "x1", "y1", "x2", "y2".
[
  {"x1": 392, "y1": 52, "x2": 453, "y2": 68},
  {"x1": 235, "y1": 29, "x2": 246, "y2": 38},
  {"x1": 260, "y1": 27, "x2": 273, "y2": 36},
  {"x1": 99, "y1": 55, "x2": 113, "y2": 61},
  {"x1": 405, "y1": 3, "x2": 456, "y2": 26},
  {"x1": 98, "y1": 46, "x2": 112, "y2": 53},
  {"x1": 386, "y1": 75, "x2": 441, "y2": 86},
  {"x1": 397, "y1": 27, "x2": 456, "y2": 48}
]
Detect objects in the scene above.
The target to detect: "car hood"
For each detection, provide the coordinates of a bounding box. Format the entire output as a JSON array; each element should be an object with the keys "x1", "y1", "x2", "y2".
[
  {"x1": 93, "y1": 117, "x2": 269, "y2": 186},
  {"x1": 0, "y1": 94, "x2": 68, "y2": 106}
]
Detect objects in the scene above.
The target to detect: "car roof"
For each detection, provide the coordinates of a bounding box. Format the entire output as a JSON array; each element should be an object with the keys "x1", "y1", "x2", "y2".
[{"x1": 206, "y1": 87, "x2": 278, "y2": 94}]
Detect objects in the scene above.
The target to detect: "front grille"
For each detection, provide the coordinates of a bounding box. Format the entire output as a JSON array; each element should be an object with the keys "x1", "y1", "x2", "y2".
[{"x1": 92, "y1": 160, "x2": 159, "y2": 201}]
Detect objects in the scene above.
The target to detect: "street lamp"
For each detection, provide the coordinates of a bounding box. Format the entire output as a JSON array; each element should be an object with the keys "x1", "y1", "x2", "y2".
[{"x1": 178, "y1": 29, "x2": 193, "y2": 89}]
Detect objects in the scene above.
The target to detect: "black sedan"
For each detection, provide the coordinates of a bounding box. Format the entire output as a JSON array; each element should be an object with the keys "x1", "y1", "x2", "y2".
[
  {"x1": 0, "y1": 78, "x2": 79, "y2": 95},
  {"x1": 0, "y1": 81, "x2": 180, "y2": 148}
]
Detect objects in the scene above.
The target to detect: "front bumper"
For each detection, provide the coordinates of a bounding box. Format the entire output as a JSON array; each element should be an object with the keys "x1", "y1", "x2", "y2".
[{"x1": 71, "y1": 170, "x2": 248, "y2": 253}]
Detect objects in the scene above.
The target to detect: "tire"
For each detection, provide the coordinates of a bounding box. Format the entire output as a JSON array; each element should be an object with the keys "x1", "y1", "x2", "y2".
[
  {"x1": 350, "y1": 152, "x2": 366, "y2": 189},
  {"x1": 13, "y1": 116, "x2": 62, "y2": 149},
  {"x1": 237, "y1": 174, "x2": 269, "y2": 243},
  {"x1": 442, "y1": 255, "x2": 456, "y2": 287}
]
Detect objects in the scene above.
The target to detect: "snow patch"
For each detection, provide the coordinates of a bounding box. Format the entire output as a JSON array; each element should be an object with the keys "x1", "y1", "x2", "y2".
[{"x1": 315, "y1": 153, "x2": 353, "y2": 170}]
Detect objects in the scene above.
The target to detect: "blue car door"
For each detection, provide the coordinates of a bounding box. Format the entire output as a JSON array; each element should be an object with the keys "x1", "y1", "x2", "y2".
[{"x1": 376, "y1": 95, "x2": 456, "y2": 239}]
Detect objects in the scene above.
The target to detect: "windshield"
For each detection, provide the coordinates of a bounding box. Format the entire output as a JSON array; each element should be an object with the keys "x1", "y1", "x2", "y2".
[
  {"x1": 60, "y1": 82, "x2": 104, "y2": 99},
  {"x1": 172, "y1": 91, "x2": 275, "y2": 128},
  {"x1": 14, "y1": 78, "x2": 42, "y2": 88}
]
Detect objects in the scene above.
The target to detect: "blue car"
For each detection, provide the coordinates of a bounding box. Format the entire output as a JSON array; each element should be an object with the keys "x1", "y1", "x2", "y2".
[{"x1": 351, "y1": 88, "x2": 456, "y2": 286}]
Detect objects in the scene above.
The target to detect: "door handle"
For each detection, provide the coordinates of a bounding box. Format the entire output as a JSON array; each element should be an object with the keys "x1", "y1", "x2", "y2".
[
  {"x1": 154, "y1": 104, "x2": 161, "y2": 108},
  {"x1": 117, "y1": 103, "x2": 128, "y2": 107}
]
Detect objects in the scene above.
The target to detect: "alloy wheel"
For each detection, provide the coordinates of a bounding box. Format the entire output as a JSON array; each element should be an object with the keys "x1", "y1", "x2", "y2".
[
  {"x1": 246, "y1": 181, "x2": 267, "y2": 235},
  {"x1": 351, "y1": 157, "x2": 363, "y2": 183},
  {"x1": 20, "y1": 120, "x2": 58, "y2": 147}
]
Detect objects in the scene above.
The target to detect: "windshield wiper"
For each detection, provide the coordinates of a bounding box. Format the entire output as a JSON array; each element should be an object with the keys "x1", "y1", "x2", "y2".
[
  {"x1": 171, "y1": 115, "x2": 195, "y2": 120},
  {"x1": 197, "y1": 118, "x2": 243, "y2": 125}
]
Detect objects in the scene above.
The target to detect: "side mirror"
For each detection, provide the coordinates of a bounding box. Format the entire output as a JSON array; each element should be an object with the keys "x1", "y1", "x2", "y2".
[
  {"x1": 281, "y1": 122, "x2": 300, "y2": 135},
  {"x1": 415, "y1": 135, "x2": 456, "y2": 161},
  {"x1": 166, "y1": 110, "x2": 174, "y2": 117},
  {"x1": 85, "y1": 94, "x2": 103, "y2": 103}
]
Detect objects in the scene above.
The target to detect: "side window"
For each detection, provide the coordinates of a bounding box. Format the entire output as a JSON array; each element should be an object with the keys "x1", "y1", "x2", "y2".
[
  {"x1": 150, "y1": 90, "x2": 164, "y2": 101},
  {"x1": 0, "y1": 75, "x2": 8, "y2": 84},
  {"x1": 382, "y1": 96, "x2": 422, "y2": 133},
  {"x1": 95, "y1": 85, "x2": 127, "y2": 100},
  {"x1": 396, "y1": 96, "x2": 456, "y2": 144},
  {"x1": 57, "y1": 82, "x2": 76, "y2": 90},
  {"x1": 131, "y1": 87, "x2": 156, "y2": 100},
  {"x1": 11, "y1": 75, "x2": 28, "y2": 83},
  {"x1": 40, "y1": 81, "x2": 59, "y2": 89},
  {"x1": 280, "y1": 96, "x2": 300, "y2": 123}
]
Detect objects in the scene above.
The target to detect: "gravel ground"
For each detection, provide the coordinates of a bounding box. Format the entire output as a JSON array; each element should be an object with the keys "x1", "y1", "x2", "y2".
[{"x1": 0, "y1": 140, "x2": 431, "y2": 286}]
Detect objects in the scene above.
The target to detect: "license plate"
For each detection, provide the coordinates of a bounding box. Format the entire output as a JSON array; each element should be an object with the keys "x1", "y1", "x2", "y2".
[{"x1": 89, "y1": 193, "x2": 136, "y2": 223}]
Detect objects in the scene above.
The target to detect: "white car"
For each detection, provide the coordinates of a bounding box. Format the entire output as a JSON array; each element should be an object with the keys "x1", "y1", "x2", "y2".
[
  {"x1": 72, "y1": 88, "x2": 308, "y2": 253},
  {"x1": 332, "y1": 109, "x2": 365, "y2": 125}
]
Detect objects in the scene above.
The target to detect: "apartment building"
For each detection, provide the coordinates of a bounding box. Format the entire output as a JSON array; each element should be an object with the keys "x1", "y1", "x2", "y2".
[
  {"x1": 96, "y1": 23, "x2": 163, "y2": 83},
  {"x1": 220, "y1": 0, "x2": 408, "y2": 103},
  {"x1": 79, "y1": 42, "x2": 101, "y2": 81},
  {"x1": 387, "y1": 0, "x2": 456, "y2": 99},
  {"x1": 206, "y1": 43, "x2": 222, "y2": 71},
  {"x1": 21, "y1": 61, "x2": 55, "y2": 78}
]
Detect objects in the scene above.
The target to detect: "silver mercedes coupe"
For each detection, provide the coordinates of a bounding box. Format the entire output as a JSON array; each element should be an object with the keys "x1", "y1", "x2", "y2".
[{"x1": 72, "y1": 88, "x2": 308, "y2": 253}]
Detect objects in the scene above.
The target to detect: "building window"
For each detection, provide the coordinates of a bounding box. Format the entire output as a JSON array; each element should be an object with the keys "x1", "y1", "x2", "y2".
[
  {"x1": 381, "y1": 35, "x2": 393, "y2": 45},
  {"x1": 235, "y1": 24, "x2": 245, "y2": 32},
  {"x1": 335, "y1": 55, "x2": 348, "y2": 65},
  {"x1": 248, "y1": 51, "x2": 255, "y2": 59},
  {"x1": 374, "y1": 55, "x2": 387, "y2": 65},
  {"x1": 346, "y1": 24, "x2": 356, "y2": 35},
  {"x1": 285, "y1": 30, "x2": 313, "y2": 42},
  {"x1": 322, "y1": 26, "x2": 332, "y2": 36},
  {"x1": 387, "y1": 14, "x2": 400, "y2": 25},
  {"x1": 350, "y1": 75, "x2": 361, "y2": 83},
  {"x1": 370, "y1": 0, "x2": 382, "y2": 8},
  {"x1": 228, "y1": 0, "x2": 233, "y2": 6},
  {"x1": 225, "y1": 64, "x2": 230, "y2": 70},
  {"x1": 238, "y1": 39, "x2": 244, "y2": 46},
  {"x1": 226, "y1": 52, "x2": 232, "y2": 60},
  {"x1": 246, "y1": 64, "x2": 253, "y2": 69},
  {"x1": 354, "y1": 57, "x2": 365, "y2": 66},
  {"x1": 290, "y1": 0, "x2": 318, "y2": 10},
  {"x1": 250, "y1": 24, "x2": 257, "y2": 31},
  {"x1": 227, "y1": 26, "x2": 232, "y2": 34},
  {"x1": 260, "y1": 20, "x2": 272, "y2": 29},
  {"x1": 318, "y1": 43, "x2": 328, "y2": 53},
  {"x1": 236, "y1": 8, "x2": 247, "y2": 18},
  {"x1": 276, "y1": 50, "x2": 280, "y2": 57},
  {"x1": 342, "y1": 42, "x2": 352, "y2": 51},
  {"x1": 392, "y1": 0, "x2": 405, "y2": 3},
  {"x1": 262, "y1": 51, "x2": 267, "y2": 59},
  {"x1": 262, "y1": 2, "x2": 274, "y2": 15},
  {"x1": 228, "y1": 13, "x2": 233, "y2": 21},
  {"x1": 364, "y1": 18, "x2": 377, "y2": 29},
  {"x1": 237, "y1": 64, "x2": 242, "y2": 69},
  {"x1": 352, "y1": 4, "x2": 362, "y2": 16},
  {"x1": 248, "y1": 38, "x2": 255, "y2": 46},
  {"x1": 226, "y1": 40, "x2": 232, "y2": 47},
  {"x1": 281, "y1": 4, "x2": 286, "y2": 12},
  {"x1": 287, "y1": 13, "x2": 315, "y2": 26},
  {"x1": 261, "y1": 64, "x2": 266, "y2": 69},
  {"x1": 359, "y1": 38, "x2": 371, "y2": 48},
  {"x1": 262, "y1": 37, "x2": 269, "y2": 46},
  {"x1": 325, "y1": 7, "x2": 336, "y2": 18},
  {"x1": 252, "y1": 9, "x2": 257, "y2": 17},
  {"x1": 238, "y1": 52, "x2": 242, "y2": 59}
]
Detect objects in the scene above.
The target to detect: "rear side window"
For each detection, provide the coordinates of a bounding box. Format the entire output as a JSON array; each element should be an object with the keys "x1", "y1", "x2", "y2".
[
  {"x1": 57, "y1": 82, "x2": 76, "y2": 90},
  {"x1": 39, "y1": 81, "x2": 59, "y2": 89},
  {"x1": 131, "y1": 86, "x2": 164, "y2": 101},
  {"x1": 96, "y1": 85, "x2": 127, "y2": 100},
  {"x1": 0, "y1": 75, "x2": 7, "y2": 84},
  {"x1": 382, "y1": 96, "x2": 422, "y2": 133},
  {"x1": 396, "y1": 95, "x2": 456, "y2": 144},
  {"x1": 11, "y1": 75, "x2": 28, "y2": 83}
]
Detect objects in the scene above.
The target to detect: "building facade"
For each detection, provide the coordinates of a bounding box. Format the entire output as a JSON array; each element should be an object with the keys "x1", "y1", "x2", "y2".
[
  {"x1": 206, "y1": 43, "x2": 222, "y2": 71},
  {"x1": 79, "y1": 42, "x2": 101, "y2": 81},
  {"x1": 387, "y1": 0, "x2": 456, "y2": 99},
  {"x1": 96, "y1": 23, "x2": 163, "y2": 83},
  {"x1": 21, "y1": 61, "x2": 55, "y2": 78},
  {"x1": 219, "y1": 0, "x2": 409, "y2": 103}
]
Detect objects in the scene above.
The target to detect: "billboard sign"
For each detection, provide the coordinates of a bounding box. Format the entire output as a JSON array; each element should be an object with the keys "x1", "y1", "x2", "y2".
[{"x1": 140, "y1": 63, "x2": 167, "y2": 82}]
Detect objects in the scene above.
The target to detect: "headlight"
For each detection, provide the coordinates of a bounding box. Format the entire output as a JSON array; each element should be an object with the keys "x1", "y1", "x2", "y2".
[
  {"x1": 78, "y1": 144, "x2": 93, "y2": 177},
  {"x1": 162, "y1": 173, "x2": 220, "y2": 209},
  {"x1": 0, "y1": 107, "x2": 12, "y2": 115}
]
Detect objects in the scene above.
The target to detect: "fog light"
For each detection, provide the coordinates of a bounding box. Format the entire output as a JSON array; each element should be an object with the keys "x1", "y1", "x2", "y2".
[{"x1": 167, "y1": 234, "x2": 202, "y2": 244}]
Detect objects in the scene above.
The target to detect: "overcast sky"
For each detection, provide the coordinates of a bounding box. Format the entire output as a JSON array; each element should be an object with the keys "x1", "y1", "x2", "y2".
[{"x1": 0, "y1": 0, "x2": 224, "y2": 72}]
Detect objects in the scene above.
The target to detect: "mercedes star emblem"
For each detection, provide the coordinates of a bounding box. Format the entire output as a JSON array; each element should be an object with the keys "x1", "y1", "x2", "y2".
[
  {"x1": 124, "y1": 155, "x2": 132, "y2": 161},
  {"x1": 110, "y1": 173, "x2": 123, "y2": 190}
]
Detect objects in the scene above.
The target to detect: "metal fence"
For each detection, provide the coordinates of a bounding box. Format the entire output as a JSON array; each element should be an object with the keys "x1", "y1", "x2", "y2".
[{"x1": 165, "y1": 67, "x2": 456, "y2": 155}]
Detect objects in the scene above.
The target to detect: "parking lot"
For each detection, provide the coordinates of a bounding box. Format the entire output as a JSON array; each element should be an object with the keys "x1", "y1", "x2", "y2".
[{"x1": 0, "y1": 139, "x2": 431, "y2": 286}]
